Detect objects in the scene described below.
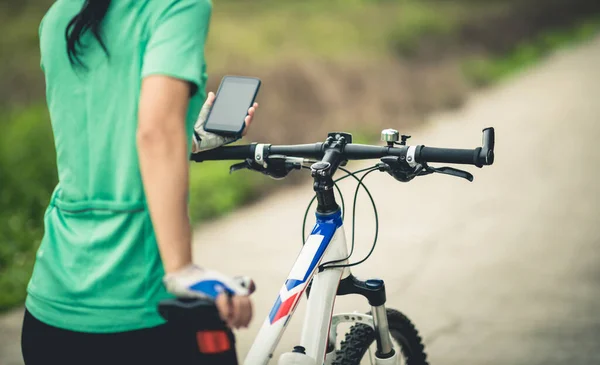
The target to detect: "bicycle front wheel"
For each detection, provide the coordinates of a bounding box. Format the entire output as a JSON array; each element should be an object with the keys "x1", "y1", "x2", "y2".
[{"x1": 332, "y1": 309, "x2": 429, "y2": 365}]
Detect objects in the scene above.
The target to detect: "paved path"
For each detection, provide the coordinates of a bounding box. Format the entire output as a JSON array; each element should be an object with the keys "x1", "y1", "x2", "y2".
[{"x1": 2, "y1": 35, "x2": 600, "y2": 365}]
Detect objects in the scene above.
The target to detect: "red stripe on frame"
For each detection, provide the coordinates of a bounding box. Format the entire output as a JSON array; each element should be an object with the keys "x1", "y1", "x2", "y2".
[{"x1": 272, "y1": 293, "x2": 300, "y2": 323}]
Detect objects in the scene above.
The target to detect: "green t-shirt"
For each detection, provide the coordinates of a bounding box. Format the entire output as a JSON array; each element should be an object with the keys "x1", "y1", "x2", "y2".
[{"x1": 26, "y1": 0, "x2": 211, "y2": 333}]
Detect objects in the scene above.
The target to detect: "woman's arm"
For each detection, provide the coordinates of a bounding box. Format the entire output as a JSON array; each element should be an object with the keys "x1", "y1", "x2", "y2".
[
  {"x1": 137, "y1": 75, "x2": 192, "y2": 274},
  {"x1": 137, "y1": 77, "x2": 255, "y2": 328}
]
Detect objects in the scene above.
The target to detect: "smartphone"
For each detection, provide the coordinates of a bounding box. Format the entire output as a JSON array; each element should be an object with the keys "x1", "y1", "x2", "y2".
[{"x1": 203, "y1": 76, "x2": 261, "y2": 137}]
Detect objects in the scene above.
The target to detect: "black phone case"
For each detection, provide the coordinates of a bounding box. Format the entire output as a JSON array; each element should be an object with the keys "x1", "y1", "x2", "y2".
[{"x1": 203, "y1": 76, "x2": 261, "y2": 137}]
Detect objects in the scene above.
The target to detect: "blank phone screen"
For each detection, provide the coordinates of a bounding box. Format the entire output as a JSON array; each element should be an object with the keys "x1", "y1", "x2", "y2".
[{"x1": 205, "y1": 77, "x2": 259, "y2": 134}]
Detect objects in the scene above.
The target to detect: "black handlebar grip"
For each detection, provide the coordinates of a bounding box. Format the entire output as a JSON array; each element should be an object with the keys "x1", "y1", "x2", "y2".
[
  {"x1": 416, "y1": 147, "x2": 480, "y2": 166},
  {"x1": 190, "y1": 144, "x2": 257, "y2": 162},
  {"x1": 480, "y1": 127, "x2": 495, "y2": 166}
]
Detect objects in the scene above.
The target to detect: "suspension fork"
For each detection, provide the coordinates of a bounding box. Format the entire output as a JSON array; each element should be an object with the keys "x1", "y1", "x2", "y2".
[{"x1": 336, "y1": 275, "x2": 396, "y2": 359}]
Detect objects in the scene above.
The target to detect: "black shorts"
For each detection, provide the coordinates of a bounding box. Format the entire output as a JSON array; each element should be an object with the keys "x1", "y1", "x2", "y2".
[{"x1": 21, "y1": 309, "x2": 238, "y2": 365}]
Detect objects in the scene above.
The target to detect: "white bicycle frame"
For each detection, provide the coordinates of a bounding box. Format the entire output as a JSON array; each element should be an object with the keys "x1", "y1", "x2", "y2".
[{"x1": 243, "y1": 210, "x2": 398, "y2": 365}]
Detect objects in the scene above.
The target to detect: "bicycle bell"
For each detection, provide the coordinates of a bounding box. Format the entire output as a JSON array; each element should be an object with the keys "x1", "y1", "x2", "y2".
[{"x1": 381, "y1": 129, "x2": 399, "y2": 147}]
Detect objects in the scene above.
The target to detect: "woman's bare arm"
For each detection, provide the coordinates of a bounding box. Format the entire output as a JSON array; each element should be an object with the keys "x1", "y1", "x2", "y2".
[{"x1": 137, "y1": 75, "x2": 192, "y2": 274}]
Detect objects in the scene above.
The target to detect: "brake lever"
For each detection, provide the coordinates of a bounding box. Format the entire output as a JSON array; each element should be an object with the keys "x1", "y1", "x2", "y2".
[{"x1": 421, "y1": 164, "x2": 474, "y2": 182}]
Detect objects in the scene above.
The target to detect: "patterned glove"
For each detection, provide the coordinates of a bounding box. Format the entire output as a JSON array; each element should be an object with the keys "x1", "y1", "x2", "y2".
[
  {"x1": 163, "y1": 264, "x2": 255, "y2": 300},
  {"x1": 191, "y1": 94, "x2": 238, "y2": 153}
]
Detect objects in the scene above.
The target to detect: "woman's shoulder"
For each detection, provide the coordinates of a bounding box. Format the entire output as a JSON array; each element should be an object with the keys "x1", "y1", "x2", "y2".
[
  {"x1": 145, "y1": 0, "x2": 212, "y2": 29},
  {"x1": 149, "y1": 0, "x2": 212, "y2": 11}
]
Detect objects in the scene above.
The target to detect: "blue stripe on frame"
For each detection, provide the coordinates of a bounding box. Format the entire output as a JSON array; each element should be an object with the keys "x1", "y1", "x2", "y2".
[
  {"x1": 268, "y1": 296, "x2": 283, "y2": 323},
  {"x1": 303, "y1": 211, "x2": 343, "y2": 282},
  {"x1": 266, "y1": 210, "x2": 343, "y2": 324},
  {"x1": 285, "y1": 279, "x2": 304, "y2": 291}
]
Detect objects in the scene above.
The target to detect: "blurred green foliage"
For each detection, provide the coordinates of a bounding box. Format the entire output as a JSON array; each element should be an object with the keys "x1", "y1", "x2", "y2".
[
  {"x1": 0, "y1": 106, "x2": 55, "y2": 310},
  {"x1": 205, "y1": 0, "x2": 498, "y2": 66},
  {"x1": 189, "y1": 162, "x2": 268, "y2": 223}
]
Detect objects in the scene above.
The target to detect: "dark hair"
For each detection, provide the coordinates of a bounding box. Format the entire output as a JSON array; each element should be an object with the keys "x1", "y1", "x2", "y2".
[{"x1": 65, "y1": 0, "x2": 112, "y2": 68}]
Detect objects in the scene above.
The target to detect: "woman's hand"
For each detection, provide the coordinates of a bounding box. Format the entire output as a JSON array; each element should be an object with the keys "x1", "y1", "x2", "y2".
[
  {"x1": 216, "y1": 292, "x2": 253, "y2": 329},
  {"x1": 192, "y1": 92, "x2": 259, "y2": 153}
]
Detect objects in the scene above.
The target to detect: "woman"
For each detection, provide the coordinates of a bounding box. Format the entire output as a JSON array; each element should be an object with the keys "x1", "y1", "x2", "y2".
[{"x1": 20, "y1": 0, "x2": 257, "y2": 363}]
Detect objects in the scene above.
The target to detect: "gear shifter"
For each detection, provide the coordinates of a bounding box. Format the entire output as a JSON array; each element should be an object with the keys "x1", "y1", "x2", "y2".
[{"x1": 229, "y1": 158, "x2": 301, "y2": 180}]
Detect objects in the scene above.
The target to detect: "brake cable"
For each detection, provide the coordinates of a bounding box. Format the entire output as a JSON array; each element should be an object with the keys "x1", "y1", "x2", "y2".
[
  {"x1": 320, "y1": 168, "x2": 379, "y2": 270},
  {"x1": 301, "y1": 165, "x2": 381, "y2": 270},
  {"x1": 301, "y1": 165, "x2": 376, "y2": 244}
]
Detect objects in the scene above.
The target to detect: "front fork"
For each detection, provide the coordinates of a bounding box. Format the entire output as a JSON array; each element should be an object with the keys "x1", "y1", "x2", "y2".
[{"x1": 327, "y1": 275, "x2": 397, "y2": 363}]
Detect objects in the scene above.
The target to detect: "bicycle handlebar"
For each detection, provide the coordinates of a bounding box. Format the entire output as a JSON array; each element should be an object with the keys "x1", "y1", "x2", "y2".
[
  {"x1": 416, "y1": 127, "x2": 495, "y2": 167},
  {"x1": 191, "y1": 127, "x2": 495, "y2": 168}
]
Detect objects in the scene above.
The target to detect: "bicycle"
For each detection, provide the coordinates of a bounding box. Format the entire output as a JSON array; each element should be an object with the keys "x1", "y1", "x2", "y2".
[{"x1": 158, "y1": 127, "x2": 496, "y2": 365}]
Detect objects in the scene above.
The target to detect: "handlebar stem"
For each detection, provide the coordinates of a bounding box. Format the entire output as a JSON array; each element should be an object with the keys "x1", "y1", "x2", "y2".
[{"x1": 310, "y1": 134, "x2": 351, "y2": 214}]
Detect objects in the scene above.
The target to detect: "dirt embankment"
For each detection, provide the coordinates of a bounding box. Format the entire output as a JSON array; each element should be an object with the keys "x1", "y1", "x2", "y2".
[{"x1": 220, "y1": 59, "x2": 468, "y2": 145}]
